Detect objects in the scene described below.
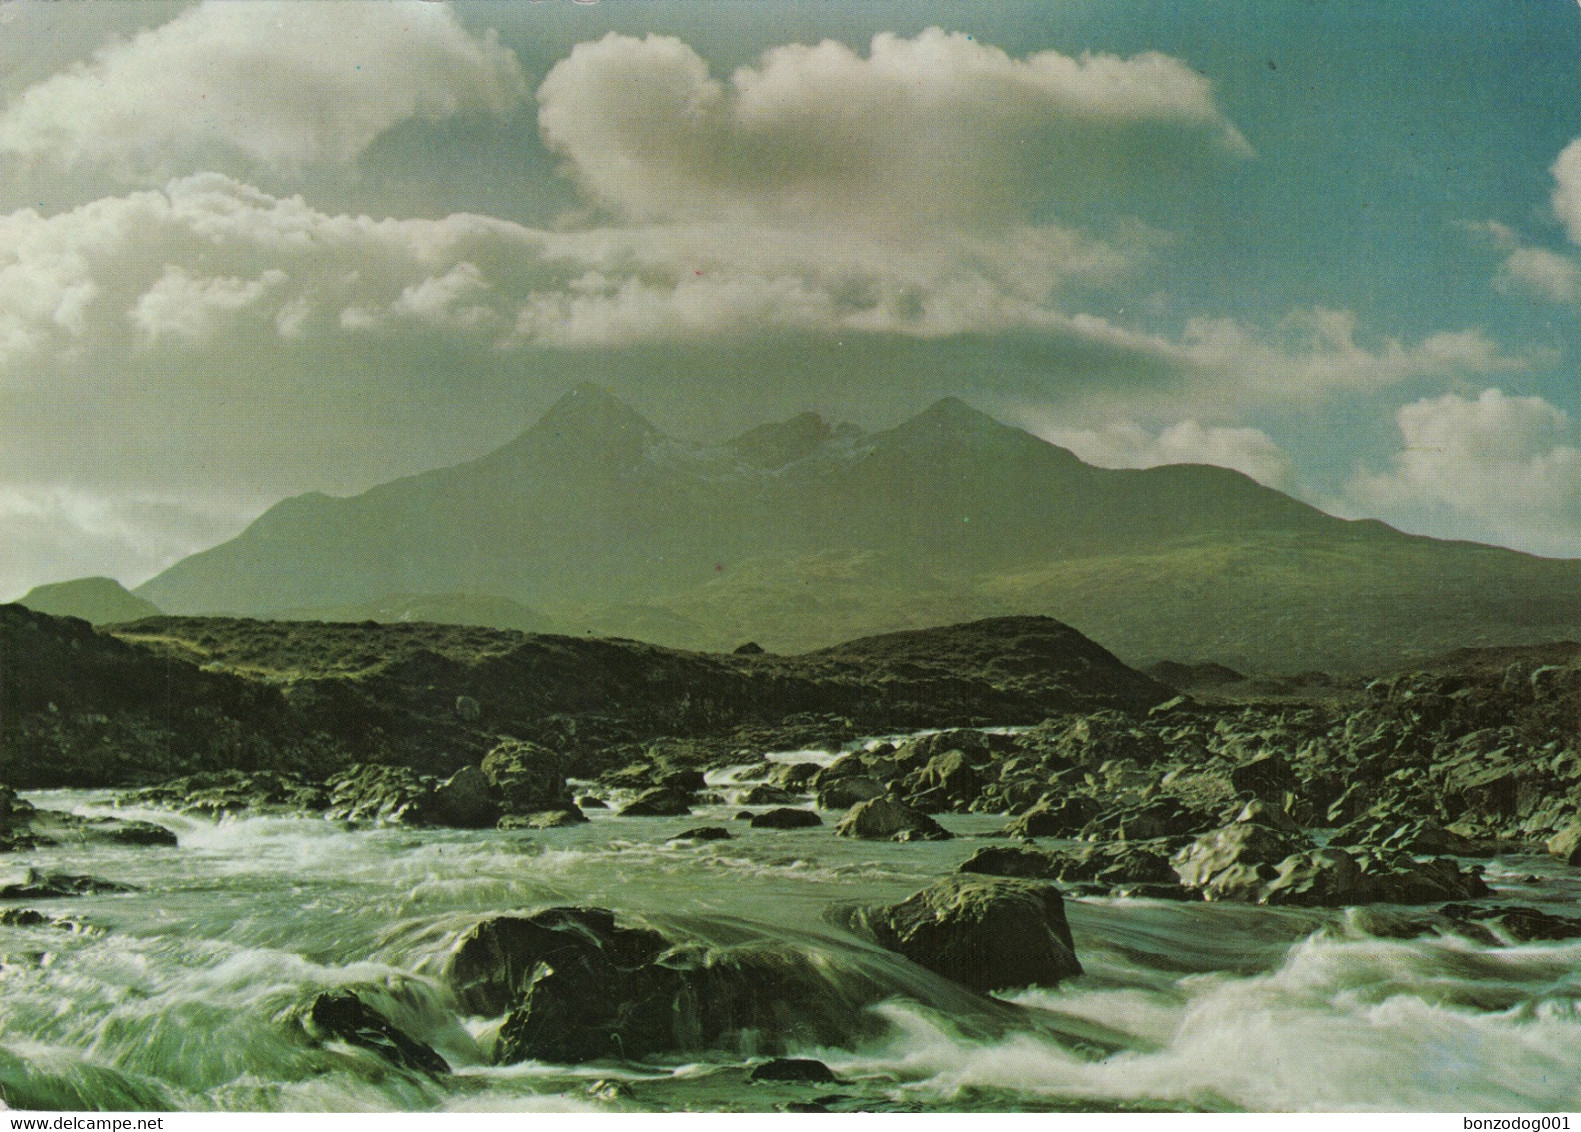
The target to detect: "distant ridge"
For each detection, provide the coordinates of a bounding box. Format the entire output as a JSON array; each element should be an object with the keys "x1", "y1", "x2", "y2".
[
  {"x1": 18, "y1": 576, "x2": 162, "y2": 625},
  {"x1": 133, "y1": 387, "x2": 1581, "y2": 674}
]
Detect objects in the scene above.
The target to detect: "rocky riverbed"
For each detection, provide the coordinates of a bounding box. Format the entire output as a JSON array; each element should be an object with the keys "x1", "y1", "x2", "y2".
[{"x1": 4, "y1": 606, "x2": 1581, "y2": 1110}]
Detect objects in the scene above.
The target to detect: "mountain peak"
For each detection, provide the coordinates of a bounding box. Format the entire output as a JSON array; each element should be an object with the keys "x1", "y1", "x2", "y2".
[
  {"x1": 511, "y1": 385, "x2": 663, "y2": 461},
  {"x1": 914, "y1": 396, "x2": 1007, "y2": 430}
]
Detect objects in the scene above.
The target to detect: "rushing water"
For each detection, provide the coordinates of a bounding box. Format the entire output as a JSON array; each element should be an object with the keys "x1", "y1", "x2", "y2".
[{"x1": 3, "y1": 758, "x2": 1581, "y2": 1113}]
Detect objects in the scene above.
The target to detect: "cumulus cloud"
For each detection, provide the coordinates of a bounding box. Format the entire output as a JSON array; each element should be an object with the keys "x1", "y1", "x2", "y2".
[
  {"x1": 1343, "y1": 389, "x2": 1581, "y2": 556},
  {"x1": 0, "y1": 1, "x2": 527, "y2": 176},
  {"x1": 1023, "y1": 418, "x2": 1294, "y2": 489},
  {"x1": 1178, "y1": 307, "x2": 1524, "y2": 400},
  {"x1": 1553, "y1": 138, "x2": 1581, "y2": 246},
  {"x1": 536, "y1": 28, "x2": 1249, "y2": 230}
]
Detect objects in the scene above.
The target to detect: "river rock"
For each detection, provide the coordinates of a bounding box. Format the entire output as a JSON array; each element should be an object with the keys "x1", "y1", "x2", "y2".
[
  {"x1": 957, "y1": 845, "x2": 1065, "y2": 880},
  {"x1": 481, "y1": 739, "x2": 574, "y2": 814},
  {"x1": 849, "y1": 875, "x2": 1081, "y2": 993},
  {"x1": 305, "y1": 991, "x2": 449, "y2": 1076},
  {"x1": 449, "y1": 908, "x2": 888, "y2": 1064},
  {"x1": 1439, "y1": 903, "x2": 1581, "y2": 943},
  {"x1": 0, "y1": 868, "x2": 136, "y2": 898},
  {"x1": 768, "y1": 762, "x2": 823, "y2": 791},
  {"x1": 618, "y1": 787, "x2": 695, "y2": 816},
  {"x1": 742, "y1": 784, "x2": 801, "y2": 806},
  {"x1": 834, "y1": 797, "x2": 951, "y2": 842},
  {"x1": 425, "y1": 765, "x2": 501, "y2": 829},
  {"x1": 815, "y1": 776, "x2": 885, "y2": 809},
  {"x1": 1171, "y1": 817, "x2": 1310, "y2": 901},
  {"x1": 497, "y1": 807, "x2": 587, "y2": 830},
  {"x1": 673, "y1": 826, "x2": 732, "y2": 842},
  {"x1": 1546, "y1": 821, "x2": 1581, "y2": 865},
  {"x1": 750, "y1": 1058, "x2": 837, "y2": 1083},
  {"x1": 750, "y1": 808, "x2": 823, "y2": 830},
  {"x1": 1003, "y1": 796, "x2": 1099, "y2": 839}
]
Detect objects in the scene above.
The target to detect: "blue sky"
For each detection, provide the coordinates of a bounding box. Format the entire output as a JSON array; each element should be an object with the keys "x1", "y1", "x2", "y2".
[{"x1": 1, "y1": 0, "x2": 1580, "y2": 597}]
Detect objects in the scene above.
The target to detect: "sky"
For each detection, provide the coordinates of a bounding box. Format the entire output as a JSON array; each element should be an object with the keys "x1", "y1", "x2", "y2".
[{"x1": 2, "y1": 0, "x2": 1581, "y2": 599}]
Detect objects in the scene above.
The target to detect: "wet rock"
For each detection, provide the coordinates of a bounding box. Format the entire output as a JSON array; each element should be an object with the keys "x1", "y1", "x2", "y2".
[
  {"x1": 1171, "y1": 817, "x2": 1309, "y2": 902},
  {"x1": 1081, "y1": 797, "x2": 1208, "y2": 842},
  {"x1": 742, "y1": 784, "x2": 801, "y2": 806},
  {"x1": 750, "y1": 1058, "x2": 837, "y2": 1083},
  {"x1": 425, "y1": 765, "x2": 501, "y2": 829},
  {"x1": 673, "y1": 826, "x2": 732, "y2": 841},
  {"x1": 750, "y1": 808, "x2": 823, "y2": 830},
  {"x1": 481, "y1": 739, "x2": 573, "y2": 814},
  {"x1": 1003, "y1": 796, "x2": 1099, "y2": 839},
  {"x1": 1439, "y1": 903, "x2": 1581, "y2": 943},
  {"x1": 769, "y1": 762, "x2": 823, "y2": 791},
  {"x1": 576, "y1": 795, "x2": 608, "y2": 810},
  {"x1": 834, "y1": 797, "x2": 952, "y2": 842},
  {"x1": 0, "y1": 908, "x2": 50, "y2": 926},
  {"x1": 305, "y1": 991, "x2": 449, "y2": 1076},
  {"x1": 0, "y1": 869, "x2": 135, "y2": 898},
  {"x1": 498, "y1": 807, "x2": 587, "y2": 830},
  {"x1": 957, "y1": 845, "x2": 1064, "y2": 881},
  {"x1": 815, "y1": 776, "x2": 885, "y2": 810},
  {"x1": 1258, "y1": 849, "x2": 1372, "y2": 906},
  {"x1": 1330, "y1": 816, "x2": 1484, "y2": 857},
  {"x1": 324, "y1": 764, "x2": 434, "y2": 824},
  {"x1": 849, "y1": 875, "x2": 1081, "y2": 993},
  {"x1": 1547, "y1": 821, "x2": 1581, "y2": 865},
  {"x1": 457, "y1": 908, "x2": 888, "y2": 1064},
  {"x1": 1354, "y1": 852, "x2": 1490, "y2": 904},
  {"x1": 618, "y1": 787, "x2": 695, "y2": 817}
]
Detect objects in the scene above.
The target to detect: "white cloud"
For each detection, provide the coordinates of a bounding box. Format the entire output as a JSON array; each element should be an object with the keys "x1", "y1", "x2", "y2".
[
  {"x1": 1024, "y1": 418, "x2": 1294, "y2": 489},
  {"x1": 1178, "y1": 307, "x2": 1526, "y2": 401},
  {"x1": 1553, "y1": 137, "x2": 1581, "y2": 246},
  {"x1": 536, "y1": 28, "x2": 1249, "y2": 230},
  {"x1": 1501, "y1": 246, "x2": 1581, "y2": 304},
  {"x1": 1343, "y1": 388, "x2": 1581, "y2": 557},
  {"x1": 0, "y1": 483, "x2": 261, "y2": 601},
  {"x1": 131, "y1": 265, "x2": 288, "y2": 343},
  {"x1": 0, "y1": 1, "x2": 526, "y2": 176}
]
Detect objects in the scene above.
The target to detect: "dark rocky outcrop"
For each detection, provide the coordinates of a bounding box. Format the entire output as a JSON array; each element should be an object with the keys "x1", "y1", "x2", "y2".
[
  {"x1": 480, "y1": 740, "x2": 573, "y2": 815},
  {"x1": 749, "y1": 808, "x2": 822, "y2": 830},
  {"x1": 834, "y1": 797, "x2": 951, "y2": 842},
  {"x1": 848, "y1": 875, "x2": 1081, "y2": 993}
]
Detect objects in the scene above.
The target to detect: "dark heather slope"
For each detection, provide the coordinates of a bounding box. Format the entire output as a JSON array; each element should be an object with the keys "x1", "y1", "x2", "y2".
[
  {"x1": 2, "y1": 606, "x2": 1170, "y2": 789},
  {"x1": 123, "y1": 387, "x2": 1581, "y2": 674}
]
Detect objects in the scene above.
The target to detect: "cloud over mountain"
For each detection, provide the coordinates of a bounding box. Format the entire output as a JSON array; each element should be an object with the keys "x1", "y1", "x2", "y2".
[{"x1": 0, "y1": 1, "x2": 526, "y2": 176}]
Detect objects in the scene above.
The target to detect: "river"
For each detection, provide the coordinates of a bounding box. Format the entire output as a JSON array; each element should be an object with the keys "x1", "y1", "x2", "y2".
[{"x1": 3, "y1": 756, "x2": 1580, "y2": 1113}]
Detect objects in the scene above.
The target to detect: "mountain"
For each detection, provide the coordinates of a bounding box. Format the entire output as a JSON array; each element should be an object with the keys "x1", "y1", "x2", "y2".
[
  {"x1": 18, "y1": 576, "x2": 162, "y2": 624},
  {"x1": 135, "y1": 385, "x2": 1581, "y2": 673}
]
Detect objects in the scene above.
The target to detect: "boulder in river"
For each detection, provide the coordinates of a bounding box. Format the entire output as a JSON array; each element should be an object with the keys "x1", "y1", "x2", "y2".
[
  {"x1": 834, "y1": 797, "x2": 951, "y2": 842},
  {"x1": 446, "y1": 908, "x2": 888, "y2": 1064},
  {"x1": 1171, "y1": 816, "x2": 1309, "y2": 902},
  {"x1": 618, "y1": 787, "x2": 696, "y2": 816},
  {"x1": 849, "y1": 875, "x2": 1081, "y2": 993},
  {"x1": 0, "y1": 868, "x2": 136, "y2": 898},
  {"x1": 305, "y1": 990, "x2": 449, "y2": 1076},
  {"x1": 424, "y1": 765, "x2": 501, "y2": 829},
  {"x1": 750, "y1": 808, "x2": 822, "y2": 830},
  {"x1": 481, "y1": 739, "x2": 574, "y2": 814}
]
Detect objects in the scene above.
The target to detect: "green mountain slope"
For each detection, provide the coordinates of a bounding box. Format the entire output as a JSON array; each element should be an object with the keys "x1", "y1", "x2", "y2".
[
  {"x1": 18, "y1": 576, "x2": 162, "y2": 624},
  {"x1": 135, "y1": 386, "x2": 1581, "y2": 673}
]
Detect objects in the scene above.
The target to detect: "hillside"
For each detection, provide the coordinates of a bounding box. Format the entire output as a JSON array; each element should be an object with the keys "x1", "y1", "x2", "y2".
[
  {"x1": 17, "y1": 576, "x2": 162, "y2": 624},
  {"x1": 1, "y1": 605, "x2": 1169, "y2": 789},
  {"x1": 134, "y1": 386, "x2": 1581, "y2": 673}
]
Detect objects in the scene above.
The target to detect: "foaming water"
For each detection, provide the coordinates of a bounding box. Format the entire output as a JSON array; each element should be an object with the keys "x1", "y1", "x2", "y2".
[{"x1": 2, "y1": 789, "x2": 1580, "y2": 1111}]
